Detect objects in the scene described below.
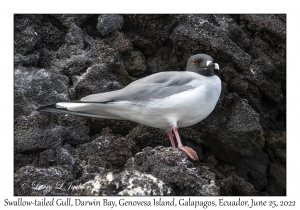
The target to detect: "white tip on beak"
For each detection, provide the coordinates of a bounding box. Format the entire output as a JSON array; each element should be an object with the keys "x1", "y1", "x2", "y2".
[{"x1": 214, "y1": 63, "x2": 219, "y2": 70}]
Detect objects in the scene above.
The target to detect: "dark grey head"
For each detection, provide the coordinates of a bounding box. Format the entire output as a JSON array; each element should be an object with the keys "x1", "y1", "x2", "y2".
[{"x1": 186, "y1": 54, "x2": 219, "y2": 76}]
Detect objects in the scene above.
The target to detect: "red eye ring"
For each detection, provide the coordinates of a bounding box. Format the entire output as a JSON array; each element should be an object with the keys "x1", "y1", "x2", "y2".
[{"x1": 192, "y1": 60, "x2": 198, "y2": 65}]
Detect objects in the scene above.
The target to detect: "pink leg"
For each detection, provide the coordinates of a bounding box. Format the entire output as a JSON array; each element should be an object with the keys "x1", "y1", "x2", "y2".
[
  {"x1": 172, "y1": 125, "x2": 198, "y2": 161},
  {"x1": 167, "y1": 131, "x2": 176, "y2": 148}
]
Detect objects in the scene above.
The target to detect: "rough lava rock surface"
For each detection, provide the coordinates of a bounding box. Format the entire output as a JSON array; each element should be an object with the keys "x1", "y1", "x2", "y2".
[{"x1": 14, "y1": 14, "x2": 286, "y2": 196}]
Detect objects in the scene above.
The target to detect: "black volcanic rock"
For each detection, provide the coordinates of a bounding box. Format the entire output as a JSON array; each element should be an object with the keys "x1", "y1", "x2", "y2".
[
  {"x1": 97, "y1": 14, "x2": 124, "y2": 36},
  {"x1": 14, "y1": 14, "x2": 286, "y2": 196},
  {"x1": 125, "y1": 146, "x2": 219, "y2": 196}
]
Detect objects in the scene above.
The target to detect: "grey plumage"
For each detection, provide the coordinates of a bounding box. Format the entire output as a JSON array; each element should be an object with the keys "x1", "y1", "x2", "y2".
[{"x1": 80, "y1": 72, "x2": 196, "y2": 103}]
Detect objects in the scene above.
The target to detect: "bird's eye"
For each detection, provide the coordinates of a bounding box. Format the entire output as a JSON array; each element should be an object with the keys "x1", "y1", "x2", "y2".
[{"x1": 192, "y1": 60, "x2": 198, "y2": 65}]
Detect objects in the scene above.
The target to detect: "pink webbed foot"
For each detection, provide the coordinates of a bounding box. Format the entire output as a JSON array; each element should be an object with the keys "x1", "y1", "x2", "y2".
[
  {"x1": 171, "y1": 125, "x2": 199, "y2": 161},
  {"x1": 178, "y1": 146, "x2": 198, "y2": 161}
]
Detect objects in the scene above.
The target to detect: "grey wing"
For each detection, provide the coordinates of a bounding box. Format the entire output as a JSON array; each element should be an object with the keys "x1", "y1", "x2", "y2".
[
  {"x1": 81, "y1": 72, "x2": 196, "y2": 103},
  {"x1": 38, "y1": 72, "x2": 199, "y2": 120}
]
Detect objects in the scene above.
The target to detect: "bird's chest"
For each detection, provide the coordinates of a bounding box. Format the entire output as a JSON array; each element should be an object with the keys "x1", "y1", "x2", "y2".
[{"x1": 176, "y1": 83, "x2": 221, "y2": 127}]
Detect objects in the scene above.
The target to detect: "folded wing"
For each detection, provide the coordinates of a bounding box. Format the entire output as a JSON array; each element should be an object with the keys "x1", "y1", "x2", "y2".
[{"x1": 38, "y1": 71, "x2": 200, "y2": 120}]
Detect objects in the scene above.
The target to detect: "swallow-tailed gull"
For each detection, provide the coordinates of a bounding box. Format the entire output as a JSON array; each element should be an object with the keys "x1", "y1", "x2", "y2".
[{"x1": 38, "y1": 54, "x2": 221, "y2": 160}]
